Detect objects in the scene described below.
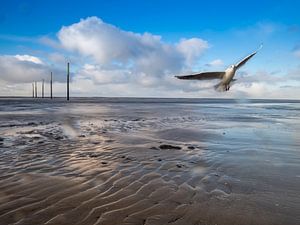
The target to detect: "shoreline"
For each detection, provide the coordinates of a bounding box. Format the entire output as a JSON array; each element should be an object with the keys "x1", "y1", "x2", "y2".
[{"x1": 1, "y1": 96, "x2": 300, "y2": 104}]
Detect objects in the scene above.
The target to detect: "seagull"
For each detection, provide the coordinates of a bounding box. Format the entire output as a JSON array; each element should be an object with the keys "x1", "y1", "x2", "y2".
[{"x1": 175, "y1": 45, "x2": 263, "y2": 91}]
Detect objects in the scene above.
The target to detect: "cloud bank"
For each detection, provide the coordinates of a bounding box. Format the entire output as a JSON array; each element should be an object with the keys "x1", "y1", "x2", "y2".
[{"x1": 0, "y1": 17, "x2": 299, "y2": 99}]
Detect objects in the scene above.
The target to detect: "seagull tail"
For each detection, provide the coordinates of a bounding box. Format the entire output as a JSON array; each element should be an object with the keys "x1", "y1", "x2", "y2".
[
  {"x1": 214, "y1": 79, "x2": 237, "y2": 92},
  {"x1": 214, "y1": 82, "x2": 226, "y2": 92}
]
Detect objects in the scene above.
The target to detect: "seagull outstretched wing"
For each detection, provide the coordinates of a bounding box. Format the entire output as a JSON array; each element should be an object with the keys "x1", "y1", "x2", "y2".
[
  {"x1": 175, "y1": 71, "x2": 225, "y2": 80},
  {"x1": 235, "y1": 44, "x2": 263, "y2": 69}
]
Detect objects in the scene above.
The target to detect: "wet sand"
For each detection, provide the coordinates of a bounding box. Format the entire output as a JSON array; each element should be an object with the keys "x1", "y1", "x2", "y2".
[{"x1": 0, "y1": 98, "x2": 299, "y2": 225}]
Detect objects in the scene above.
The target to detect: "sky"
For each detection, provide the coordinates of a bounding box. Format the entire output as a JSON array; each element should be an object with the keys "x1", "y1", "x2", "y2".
[{"x1": 0, "y1": 0, "x2": 300, "y2": 98}]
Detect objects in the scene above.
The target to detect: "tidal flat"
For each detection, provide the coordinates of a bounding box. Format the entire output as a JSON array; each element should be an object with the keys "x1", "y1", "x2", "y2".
[{"x1": 0, "y1": 97, "x2": 299, "y2": 225}]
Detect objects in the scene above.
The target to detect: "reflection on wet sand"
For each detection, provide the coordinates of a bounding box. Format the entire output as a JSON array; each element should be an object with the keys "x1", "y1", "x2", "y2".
[{"x1": 0, "y1": 98, "x2": 299, "y2": 225}]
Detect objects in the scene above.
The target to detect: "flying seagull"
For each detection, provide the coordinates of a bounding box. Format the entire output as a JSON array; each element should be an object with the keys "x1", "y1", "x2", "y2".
[{"x1": 175, "y1": 45, "x2": 263, "y2": 91}]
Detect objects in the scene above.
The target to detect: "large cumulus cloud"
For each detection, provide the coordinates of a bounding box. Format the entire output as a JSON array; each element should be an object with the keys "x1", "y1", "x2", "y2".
[{"x1": 58, "y1": 17, "x2": 208, "y2": 81}]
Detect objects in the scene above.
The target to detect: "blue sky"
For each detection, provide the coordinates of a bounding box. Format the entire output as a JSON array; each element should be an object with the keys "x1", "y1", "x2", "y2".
[{"x1": 0, "y1": 0, "x2": 300, "y2": 98}]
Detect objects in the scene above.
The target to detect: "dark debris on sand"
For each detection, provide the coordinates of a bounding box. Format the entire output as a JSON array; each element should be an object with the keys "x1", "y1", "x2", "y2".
[{"x1": 159, "y1": 144, "x2": 182, "y2": 150}]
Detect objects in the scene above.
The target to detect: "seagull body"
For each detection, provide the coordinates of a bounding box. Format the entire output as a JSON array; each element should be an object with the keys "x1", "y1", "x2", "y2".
[{"x1": 175, "y1": 45, "x2": 262, "y2": 91}]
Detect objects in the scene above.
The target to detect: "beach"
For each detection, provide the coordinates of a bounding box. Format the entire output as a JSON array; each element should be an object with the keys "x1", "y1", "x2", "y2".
[{"x1": 0, "y1": 97, "x2": 299, "y2": 225}]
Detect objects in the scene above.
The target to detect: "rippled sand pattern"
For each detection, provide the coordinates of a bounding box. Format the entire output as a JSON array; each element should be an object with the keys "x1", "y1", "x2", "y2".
[{"x1": 0, "y1": 98, "x2": 299, "y2": 225}]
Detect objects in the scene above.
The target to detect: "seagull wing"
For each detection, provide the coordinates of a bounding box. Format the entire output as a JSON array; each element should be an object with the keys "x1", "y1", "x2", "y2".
[
  {"x1": 175, "y1": 71, "x2": 225, "y2": 80},
  {"x1": 235, "y1": 44, "x2": 263, "y2": 69},
  {"x1": 235, "y1": 52, "x2": 257, "y2": 69}
]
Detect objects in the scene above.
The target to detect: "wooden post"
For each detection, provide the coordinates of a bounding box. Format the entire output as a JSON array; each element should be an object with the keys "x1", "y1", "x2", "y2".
[
  {"x1": 42, "y1": 79, "x2": 44, "y2": 98},
  {"x1": 67, "y1": 62, "x2": 70, "y2": 101},
  {"x1": 35, "y1": 81, "x2": 37, "y2": 98},
  {"x1": 32, "y1": 83, "x2": 34, "y2": 98},
  {"x1": 50, "y1": 72, "x2": 53, "y2": 99}
]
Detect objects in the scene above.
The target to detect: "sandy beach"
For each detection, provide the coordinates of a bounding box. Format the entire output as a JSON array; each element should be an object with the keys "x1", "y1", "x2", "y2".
[{"x1": 0, "y1": 98, "x2": 299, "y2": 225}]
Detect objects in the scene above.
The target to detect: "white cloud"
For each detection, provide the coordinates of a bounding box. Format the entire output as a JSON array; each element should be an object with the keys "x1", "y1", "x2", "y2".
[
  {"x1": 57, "y1": 17, "x2": 208, "y2": 79},
  {"x1": 206, "y1": 59, "x2": 224, "y2": 67},
  {"x1": 38, "y1": 36, "x2": 62, "y2": 49},
  {"x1": 54, "y1": 16, "x2": 211, "y2": 96},
  {"x1": 0, "y1": 55, "x2": 65, "y2": 83},
  {"x1": 238, "y1": 68, "x2": 300, "y2": 84},
  {"x1": 176, "y1": 38, "x2": 209, "y2": 66},
  {"x1": 48, "y1": 52, "x2": 66, "y2": 64},
  {"x1": 76, "y1": 64, "x2": 131, "y2": 84},
  {"x1": 15, "y1": 54, "x2": 44, "y2": 64}
]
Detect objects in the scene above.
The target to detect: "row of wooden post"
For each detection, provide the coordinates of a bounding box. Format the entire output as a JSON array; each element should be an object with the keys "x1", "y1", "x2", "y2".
[
  {"x1": 32, "y1": 62, "x2": 69, "y2": 100},
  {"x1": 32, "y1": 79, "x2": 48, "y2": 98}
]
